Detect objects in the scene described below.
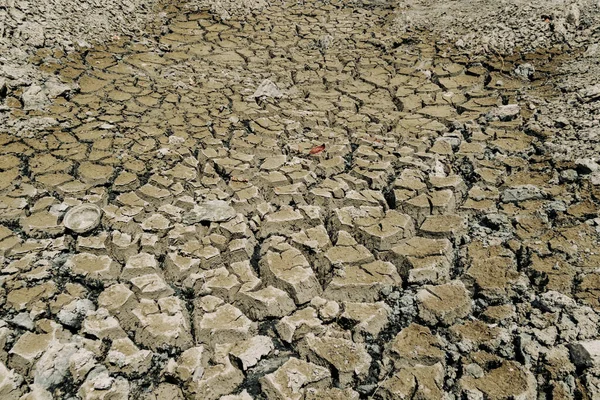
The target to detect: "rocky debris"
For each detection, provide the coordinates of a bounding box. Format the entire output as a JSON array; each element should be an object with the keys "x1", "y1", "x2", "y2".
[
  {"x1": 183, "y1": 200, "x2": 237, "y2": 223},
  {"x1": 57, "y1": 299, "x2": 96, "y2": 328},
  {"x1": 380, "y1": 362, "x2": 445, "y2": 399},
  {"x1": 340, "y1": 301, "x2": 391, "y2": 339},
  {"x1": 486, "y1": 104, "x2": 521, "y2": 121},
  {"x1": 323, "y1": 260, "x2": 401, "y2": 302},
  {"x1": 501, "y1": 185, "x2": 545, "y2": 203},
  {"x1": 259, "y1": 238, "x2": 321, "y2": 304},
  {"x1": 392, "y1": 0, "x2": 599, "y2": 54},
  {"x1": 298, "y1": 333, "x2": 371, "y2": 386},
  {"x1": 569, "y1": 340, "x2": 600, "y2": 368},
  {"x1": 0, "y1": 362, "x2": 24, "y2": 399},
  {"x1": 251, "y1": 79, "x2": 284, "y2": 100},
  {"x1": 229, "y1": 335, "x2": 274, "y2": 370},
  {"x1": 386, "y1": 323, "x2": 445, "y2": 367},
  {"x1": 458, "y1": 360, "x2": 537, "y2": 400},
  {"x1": 260, "y1": 358, "x2": 331, "y2": 400},
  {"x1": 194, "y1": 304, "x2": 256, "y2": 345}
]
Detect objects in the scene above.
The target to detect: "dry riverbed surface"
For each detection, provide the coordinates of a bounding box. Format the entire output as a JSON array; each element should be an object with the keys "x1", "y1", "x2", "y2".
[{"x1": 1, "y1": 0, "x2": 600, "y2": 399}]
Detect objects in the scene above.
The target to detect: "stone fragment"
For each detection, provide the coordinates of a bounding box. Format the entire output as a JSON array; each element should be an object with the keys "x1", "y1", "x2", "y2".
[
  {"x1": 78, "y1": 366, "x2": 130, "y2": 399},
  {"x1": 318, "y1": 300, "x2": 340, "y2": 321},
  {"x1": 449, "y1": 320, "x2": 505, "y2": 353},
  {"x1": 0, "y1": 361, "x2": 22, "y2": 400},
  {"x1": 298, "y1": 334, "x2": 371, "y2": 386},
  {"x1": 187, "y1": 267, "x2": 240, "y2": 301},
  {"x1": 576, "y1": 158, "x2": 600, "y2": 174},
  {"x1": 82, "y1": 308, "x2": 127, "y2": 341},
  {"x1": 416, "y1": 280, "x2": 472, "y2": 326},
  {"x1": 305, "y1": 388, "x2": 359, "y2": 400},
  {"x1": 194, "y1": 304, "x2": 256, "y2": 345},
  {"x1": 229, "y1": 336, "x2": 274, "y2": 370},
  {"x1": 169, "y1": 346, "x2": 206, "y2": 383},
  {"x1": 466, "y1": 256, "x2": 521, "y2": 301},
  {"x1": 65, "y1": 253, "x2": 121, "y2": 282},
  {"x1": 188, "y1": 345, "x2": 243, "y2": 400},
  {"x1": 325, "y1": 231, "x2": 375, "y2": 267},
  {"x1": 260, "y1": 358, "x2": 331, "y2": 400},
  {"x1": 324, "y1": 259, "x2": 400, "y2": 302},
  {"x1": 569, "y1": 340, "x2": 600, "y2": 369},
  {"x1": 9, "y1": 332, "x2": 53, "y2": 375},
  {"x1": 130, "y1": 273, "x2": 174, "y2": 299},
  {"x1": 6, "y1": 282, "x2": 56, "y2": 312},
  {"x1": 251, "y1": 79, "x2": 283, "y2": 99},
  {"x1": 276, "y1": 307, "x2": 325, "y2": 343},
  {"x1": 57, "y1": 299, "x2": 95, "y2": 328},
  {"x1": 183, "y1": 200, "x2": 236, "y2": 223},
  {"x1": 97, "y1": 284, "x2": 136, "y2": 324},
  {"x1": 220, "y1": 390, "x2": 253, "y2": 400},
  {"x1": 132, "y1": 297, "x2": 193, "y2": 351},
  {"x1": 106, "y1": 338, "x2": 152, "y2": 375},
  {"x1": 420, "y1": 214, "x2": 467, "y2": 238},
  {"x1": 380, "y1": 363, "x2": 445, "y2": 400},
  {"x1": 143, "y1": 383, "x2": 185, "y2": 400},
  {"x1": 260, "y1": 241, "x2": 321, "y2": 304},
  {"x1": 77, "y1": 162, "x2": 114, "y2": 186},
  {"x1": 68, "y1": 348, "x2": 97, "y2": 383},
  {"x1": 341, "y1": 302, "x2": 390, "y2": 339},
  {"x1": 458, "y1": 360, "x2": 537, "y2": 400},
  {"x1": 121, "y1": 252, "x2": 159, "y2": 280},
  {"x1": 390, "y1": 237, "x2": 453, "y2": 268},
  {"x1": 486, "y1": 104, "x2": 520, "y2": 120},
  {"x1": 501, "y1": 185, "x2": 544, "y2": 203},
  {"x1": 387, "y1": 324, "x2": 445, "y2": 367},
  {"x1": 19, "y1": 212, "x2": 64, "y2": 237}
]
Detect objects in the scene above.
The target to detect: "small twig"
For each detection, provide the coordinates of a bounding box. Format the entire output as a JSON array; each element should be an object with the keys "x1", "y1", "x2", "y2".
[{"x1": 372, "y1": 365, "x2": 394, "y2": 398}]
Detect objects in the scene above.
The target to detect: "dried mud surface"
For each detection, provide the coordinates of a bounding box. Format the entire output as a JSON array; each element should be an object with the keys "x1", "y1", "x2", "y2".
[{"x1": 1, "y1": 0, "x2": 600, "y2": 399}]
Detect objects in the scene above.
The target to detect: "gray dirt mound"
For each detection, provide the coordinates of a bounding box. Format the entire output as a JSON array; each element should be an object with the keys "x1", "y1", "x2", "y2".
[
  {"x1": 185, "y1": 0, "x2": 271, "y2": 20},
  {"x1": 0, "y1": 0, "x2": 164, "y2": 113},
  {"x1": 0, "y1": 0, "x2": 158, "y2": 51},
  {"x1": 391, "y1": 0, "x2": 600, "y2": 54}
]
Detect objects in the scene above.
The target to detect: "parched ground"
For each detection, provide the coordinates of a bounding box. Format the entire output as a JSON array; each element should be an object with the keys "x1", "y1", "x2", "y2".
[{"x1": 1, "y1": 0, "x2": 600, "y2": 399}]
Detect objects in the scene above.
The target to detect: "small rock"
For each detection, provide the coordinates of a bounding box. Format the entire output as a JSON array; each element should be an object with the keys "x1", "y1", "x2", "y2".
[
  {"x1": 576, "y1": 158, "x2": 600, "y2": 174},
  {"x1": 318, "y1": 300, "x2": 340, "y2": 321},
  {"x1": 58, "y1": 299, "x2": 96, "y2": 328},
  {"x1": 464, "y1": 363, "x2": 485, "y2": 378},
  {"x1": 229, "y1": 336, "x2": 274, "y2": 370},
  {"x1": 538, "y1": 291, "x2": 576, "y2": 312},
  {"x1": 578, "y1": 84, "x2": 600, "y2": 102},
  {"x1": 514, "y1": 63, "x2": 535, "y2": 80},
  {"x1": 559, "y1": 169, "x2": 578, "y2": 183},
  {"x1": 10, "y1": 313, "x2": 34, "y2": 331},
  {"x1": 260, "y1": 358, "x2": 330, "y2": 400},
  {"x1": 569, "y1": 340, "x2": 600, "y2": 369},
  {"x1": 251, "y1": 79, "x2": 283, "y2": 99},
  {"x1": 501, "y1": 185, "x2": 544, "y2": 203},
  {"x1": 486, "y1": 104, "x2": 520, "y2": 121},
  {"x1": 183, "y1": 200, "x2": 236, "y2": 223},
  {"x1": 416, "y1": 280, "x2": 472, "y2": 326}
]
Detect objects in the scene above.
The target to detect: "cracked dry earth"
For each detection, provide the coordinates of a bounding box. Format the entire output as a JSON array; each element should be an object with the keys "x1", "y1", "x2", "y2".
[{"x1": 2, "y1": 1, "x2": 600, "y2": 399}]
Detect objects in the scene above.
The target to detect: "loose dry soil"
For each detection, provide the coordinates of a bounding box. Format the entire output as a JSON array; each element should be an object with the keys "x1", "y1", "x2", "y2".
[{"x1": 1, "y1": 0, "x2": 600, "y2": 399}]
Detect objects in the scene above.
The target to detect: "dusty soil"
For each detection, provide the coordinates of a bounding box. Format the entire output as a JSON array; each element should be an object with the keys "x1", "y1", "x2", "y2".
[{"x1": 1, "y1": 0, "x2": 600, "y2": 399}]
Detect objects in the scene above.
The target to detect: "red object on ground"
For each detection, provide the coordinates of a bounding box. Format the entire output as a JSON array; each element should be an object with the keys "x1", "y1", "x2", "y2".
[{"x1": 309, "y1": 144, "x2": 326, "y2": 155}]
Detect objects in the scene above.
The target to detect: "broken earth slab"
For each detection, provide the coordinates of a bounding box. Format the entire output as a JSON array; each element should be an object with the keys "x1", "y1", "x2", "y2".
[{"x1": 183, "y1": 200, "x2": 237, "y2": 224}]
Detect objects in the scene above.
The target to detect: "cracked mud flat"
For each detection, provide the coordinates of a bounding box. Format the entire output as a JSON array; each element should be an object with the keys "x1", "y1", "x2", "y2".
[{"x1": 1, "y1": 0, "x2": 600, "y2": 399}]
